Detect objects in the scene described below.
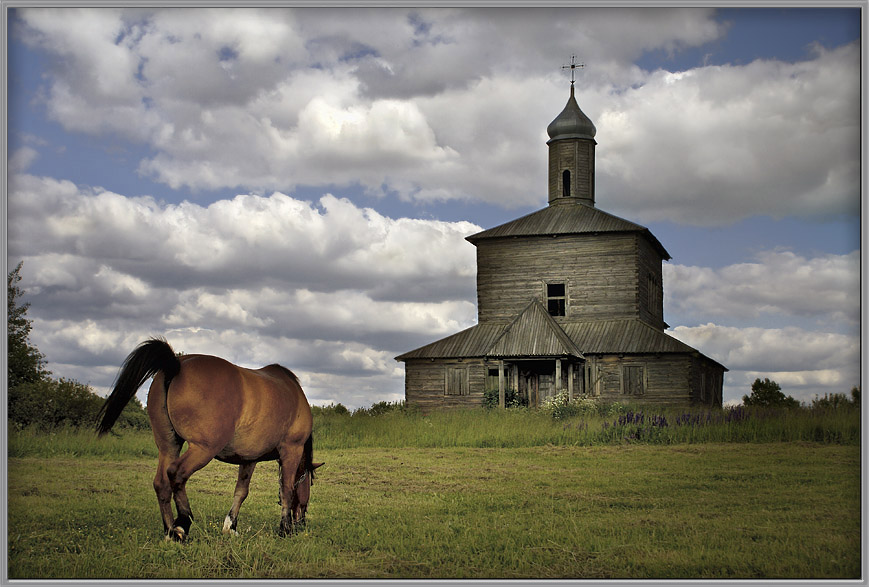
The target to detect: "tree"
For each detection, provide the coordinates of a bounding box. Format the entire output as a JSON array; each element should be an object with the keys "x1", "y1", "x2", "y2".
[
  {"x1": 7, "y1": 262, "x2": 49, "y2": 390},
  {"x1": 742, "y1": 378, "x2": 800, "y2": 408}
]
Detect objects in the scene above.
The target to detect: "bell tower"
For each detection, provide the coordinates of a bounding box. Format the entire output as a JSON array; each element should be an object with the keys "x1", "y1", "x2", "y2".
[{"x1": 546, "y1": 56, "x2": 596, "y2": 207}]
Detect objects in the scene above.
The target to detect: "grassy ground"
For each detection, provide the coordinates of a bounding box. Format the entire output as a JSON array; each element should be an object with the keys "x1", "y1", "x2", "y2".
[{"x1": 7, "y1": 438, "x2": 862, "y2": 579}]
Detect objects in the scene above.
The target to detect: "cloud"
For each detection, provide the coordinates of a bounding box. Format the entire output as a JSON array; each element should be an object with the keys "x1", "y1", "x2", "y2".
[
  {"x1": 597, "y1": 42, "x2": 860, "y2": 224},
  {"x1": 16, "y1": 8, "x2": 857, "y2": 222},
  {"x1": 9, "y1": 171, "x2": 859, "y2": 407},
  {"x1": 669, "y1": 323, "x2": 860, "y2": 403},
  {"x1": 8, "y1": 7, "x2": 860, "y2": 408},
  {"x1": 664, "y1": 249, "x2": 860, "y2": 328},
  {"x1": 8, "y1": 173, "x2": 478, "y2": 406},
  {"x1": 8, "y1": 146, "x2": 38, "y2": 172},
  {"x1": 22, "y1": 6, "x2": 860, "y2": 222}
]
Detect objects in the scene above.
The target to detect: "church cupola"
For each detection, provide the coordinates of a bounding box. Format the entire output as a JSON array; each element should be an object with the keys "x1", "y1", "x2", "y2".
[{"x1": 547, "y1": 60, "x2": 596, "y2": 207}]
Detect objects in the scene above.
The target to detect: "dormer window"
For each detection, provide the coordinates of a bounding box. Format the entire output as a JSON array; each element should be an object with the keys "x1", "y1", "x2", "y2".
[{"x1": 547, "y1": 282, "x2": 566, "y2": 316}]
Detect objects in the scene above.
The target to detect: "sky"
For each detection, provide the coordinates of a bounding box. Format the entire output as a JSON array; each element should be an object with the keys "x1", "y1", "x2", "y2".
[{"x1": 5, "y1": 5, "x2": 863, "y2": 408}]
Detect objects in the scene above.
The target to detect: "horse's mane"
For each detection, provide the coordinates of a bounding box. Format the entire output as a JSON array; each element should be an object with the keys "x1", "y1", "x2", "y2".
[{"x1": 266, "y1": 363, "x2": 300, "y2": 386}]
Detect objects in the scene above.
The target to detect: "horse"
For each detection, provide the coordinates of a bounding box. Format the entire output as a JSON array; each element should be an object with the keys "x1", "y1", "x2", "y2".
[{"x1": 96, "y1": 338, "x2": 323, "y2": 541}]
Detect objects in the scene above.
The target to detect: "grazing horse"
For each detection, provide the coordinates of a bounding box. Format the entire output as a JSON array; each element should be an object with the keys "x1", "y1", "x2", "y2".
[{"x1": 96, "y1": 338, "x2": 323, "y2": 541}]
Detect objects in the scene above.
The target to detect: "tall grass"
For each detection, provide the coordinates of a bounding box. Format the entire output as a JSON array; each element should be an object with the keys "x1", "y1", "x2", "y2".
[
  {"x1": 8, "y1": 404, "x2": 860, "y2": 459},
  {"x1": 8, "y1": 426, "x2": 157, "y2": 459},
  {"x1": 312, "y1": 404, "x2": 860, "y2": 449}
]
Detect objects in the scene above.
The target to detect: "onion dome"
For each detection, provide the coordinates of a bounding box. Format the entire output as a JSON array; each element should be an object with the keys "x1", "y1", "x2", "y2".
[{"x1": 546, "y1": 85, "x2": 596, "y2": 142}]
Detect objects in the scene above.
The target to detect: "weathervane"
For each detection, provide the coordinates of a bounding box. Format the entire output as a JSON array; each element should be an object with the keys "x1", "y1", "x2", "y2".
[{"x1": 562, "y1": 54, "x2": 585, "y2": 86}]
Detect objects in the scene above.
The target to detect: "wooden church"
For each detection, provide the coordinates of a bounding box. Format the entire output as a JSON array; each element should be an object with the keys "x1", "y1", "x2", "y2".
[{"x1": 396, "y1": 74, "x2": 726, "y2": 410}]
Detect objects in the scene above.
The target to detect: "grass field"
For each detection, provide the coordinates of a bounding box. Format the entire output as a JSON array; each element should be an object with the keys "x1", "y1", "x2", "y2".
[{"x1": 6, "y1": 407, "x2": 864, "y2": 579}]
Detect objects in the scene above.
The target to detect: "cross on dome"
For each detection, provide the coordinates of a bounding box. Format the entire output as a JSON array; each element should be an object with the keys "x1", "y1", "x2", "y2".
[{"x1": 562, "y1": 54, "x2": 585, "y2": 86}]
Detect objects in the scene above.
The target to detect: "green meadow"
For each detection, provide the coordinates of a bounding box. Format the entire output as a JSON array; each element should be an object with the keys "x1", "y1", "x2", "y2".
[{"x1": 6, "y1": 406, "x2": 863, "y2": 579}]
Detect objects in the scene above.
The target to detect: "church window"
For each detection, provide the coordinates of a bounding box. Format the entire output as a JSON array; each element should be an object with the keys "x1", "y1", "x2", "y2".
[
  {"x1": 622, "y1": 365, "x2": 645, "y2": 396},
  {"x1": 547, "y1": 283, "x2": 566, "y2": 316},
  {"x1": 445, "y1": 367, "x2": 469, "y2": 396},
  {"x1": 562, "y1": 170, "x2": 571, "y2": 198}
]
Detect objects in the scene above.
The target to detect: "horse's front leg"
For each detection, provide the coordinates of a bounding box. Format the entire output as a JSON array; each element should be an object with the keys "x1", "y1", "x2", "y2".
[
  {"x1": 278, "y1": 446, "x2": 304, "y2": 536},
  {"x1": 223, "y1": 462, "x2": 256, "y2": 536}
]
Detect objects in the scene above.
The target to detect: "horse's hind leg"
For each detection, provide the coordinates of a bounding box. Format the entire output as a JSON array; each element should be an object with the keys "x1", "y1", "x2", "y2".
[
  {"x1": 165, "y1": 443, "x2": 217, "y2": 541},
  {"x1": 223, "y1": 462, "x2": 256, "y2": 536},
  {"x1": 154, "y1": 447, "x2": 181, "y2": 535}
]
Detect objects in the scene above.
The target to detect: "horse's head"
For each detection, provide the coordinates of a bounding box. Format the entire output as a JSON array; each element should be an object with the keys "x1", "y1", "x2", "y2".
[{"x1": 291, "y1": 462, "x2": 324, "y2": 526}]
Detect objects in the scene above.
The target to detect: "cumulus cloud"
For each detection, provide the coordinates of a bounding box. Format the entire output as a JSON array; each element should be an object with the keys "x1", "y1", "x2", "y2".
[
  {"x1": 664, "y1": 249, "x2": 860, "y2": 328},
  {"x1": 669, "y1": 323, "x2": 860, "y2": 403},
  {"x1": 597, "y1": 42, "x2": 860, "y2": 224},
  {"x1": 662, "y1": 247, "x2": 860, "y2": 403},
  {"x1": 8, "y1": 173, "x2": 478, "y2": 406},
  {"x1": 17, "y1": 6, "x2": 857, "y2": 221},
  {"x1": 8, "y1": 7, "x2": 860, "y2": 407}
]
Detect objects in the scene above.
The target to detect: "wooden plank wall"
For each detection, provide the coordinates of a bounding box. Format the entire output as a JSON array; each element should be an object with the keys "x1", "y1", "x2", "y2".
[
  {"x1": 405, "y1": 359, "x2": 486, "y2": 409},
  {"x1": 636, "y1": 236, "x2": 666, "y2": 330},
  {"x1": 689, "y1": 356, "x2": 725, "y2": 407},
  {"x1": 476, "y1": 233, "x2": 644, "y2": 323},
  {"x1": 548, "y1": 140, "x2": 594, "y2": 203},
  {"x1": 588, "y1": 354, "x2": 694, "y2": 407}
]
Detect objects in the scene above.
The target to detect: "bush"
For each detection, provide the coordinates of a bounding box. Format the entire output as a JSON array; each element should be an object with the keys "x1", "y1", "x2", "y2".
[
  {"x1": 540, "y1": 392, "x2": 626, "y2": 420},
  {"x1": 352, "y1": 400, "x2": 407, "y2": 417},
  {"x1": 811, "y1": 389, "x2": 861, "y2": 411},
  {"x1": 482, "y1": 387, "x2": 528, "y2": 409},
  {"x1": 311, "y1": 402, "x2": 350, "y2": 417},
  {"x1": 8, "y1": 378, "x2": 149, "y2": 431}
]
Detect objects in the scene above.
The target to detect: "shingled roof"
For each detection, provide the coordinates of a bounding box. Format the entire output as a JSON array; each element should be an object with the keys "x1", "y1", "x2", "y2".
[{"x1": 465, "y1": 201, "x2": 671, "y2": 260}]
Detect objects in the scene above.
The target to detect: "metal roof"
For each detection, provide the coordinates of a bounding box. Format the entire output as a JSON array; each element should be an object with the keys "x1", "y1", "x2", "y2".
[
  {"x1": 487, "y1": 301, "x2": 583, "y2": 358},
  {"x1": 546, "y1": 84, "x2": 596, "y2": 142},
  {"x1": 396, "y1": 313, "x2": 726, "y2": 371},
  {"x1": 465, "y1": 201, "x2": 671, "y2": 260},
  {"x1": 395, "y1": 323, "x2": 504, "y2": 361}
]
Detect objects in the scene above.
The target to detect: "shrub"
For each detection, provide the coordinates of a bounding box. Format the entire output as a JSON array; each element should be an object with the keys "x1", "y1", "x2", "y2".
[
  {"x1": 482, "y1": 387, "x2": 528, "y2": 409},
  {"x1": 8, "y1": 377, "x2": 149, "y2": 431},
  {"x1": 541, "y1": 391, "x2": 621, "y2": 420},
  {"x1": 811, "y1": 390, "x2": 860, "y2": 411},
  {"x1": 352, "y1": 400, "x2": 407, "y2": 417},
  {"x1": 311, "y1": 402, "x2": 350, "y2": 417}
]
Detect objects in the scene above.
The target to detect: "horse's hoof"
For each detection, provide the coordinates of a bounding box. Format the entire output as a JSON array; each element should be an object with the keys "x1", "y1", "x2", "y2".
[
  {"x1": 165, "y1": 526, "x2": 187, "y2": 542},
  {"x1": 222, "y1": 515, "x2": 238, "y2": 536}
]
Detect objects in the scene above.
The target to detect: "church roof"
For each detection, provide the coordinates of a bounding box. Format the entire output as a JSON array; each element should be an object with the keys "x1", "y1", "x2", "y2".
[
  {"x1": 465, "y1": 201, "x2": 671, "y2": 260},
  {"x1": 396, "y1": 314, "x2": 725, "y2": 371},
  {"x1": 487, "y1": 301, "x2": 582, "y2": 358}
]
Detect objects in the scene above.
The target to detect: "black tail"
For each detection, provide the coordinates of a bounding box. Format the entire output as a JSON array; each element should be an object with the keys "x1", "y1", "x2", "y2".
[{"x1": 96, "y1": 338, "x2": 181, "y2": 436}]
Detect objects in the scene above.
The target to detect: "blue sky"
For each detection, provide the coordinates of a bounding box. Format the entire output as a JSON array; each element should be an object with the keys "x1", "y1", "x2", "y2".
[{"x1": 6, "y1": 6, "x2": 862, "y2": 407}]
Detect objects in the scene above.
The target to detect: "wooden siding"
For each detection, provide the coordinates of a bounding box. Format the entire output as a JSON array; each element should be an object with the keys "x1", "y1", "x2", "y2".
[
  {"x1": 476, "y1": 233, "x2": 643, "y2": 323},
  {"x1": 690, "y1": 355, "x2": 725, "y2": 407},
  {"x1": 588, "y1": 354, "x2": 693, "y2": 406},
  {"x1": 636, "y1": 236, "x2": 666, "y2": 329},
  {"x1": 404, "y1": 359, "x2": 486, "y2": 409},
  {"x1": 548, "y1": 140, "x2": 594, "y2": 204}
]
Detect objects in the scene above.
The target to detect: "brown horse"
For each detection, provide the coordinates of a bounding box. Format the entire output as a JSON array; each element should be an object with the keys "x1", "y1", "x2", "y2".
[{"x1": 97, "y1": 338, "x2": 323, "y2": 541}]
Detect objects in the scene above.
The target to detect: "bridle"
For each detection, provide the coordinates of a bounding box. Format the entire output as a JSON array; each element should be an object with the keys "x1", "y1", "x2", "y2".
[{"x1": 293, "y1": 468, "x2": 310, "y2": 490}]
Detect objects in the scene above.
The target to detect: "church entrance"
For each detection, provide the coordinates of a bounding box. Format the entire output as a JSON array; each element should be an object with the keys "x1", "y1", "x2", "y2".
[{"x1": 511, "y1": 358, "x2": 584, "y2": 408}]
